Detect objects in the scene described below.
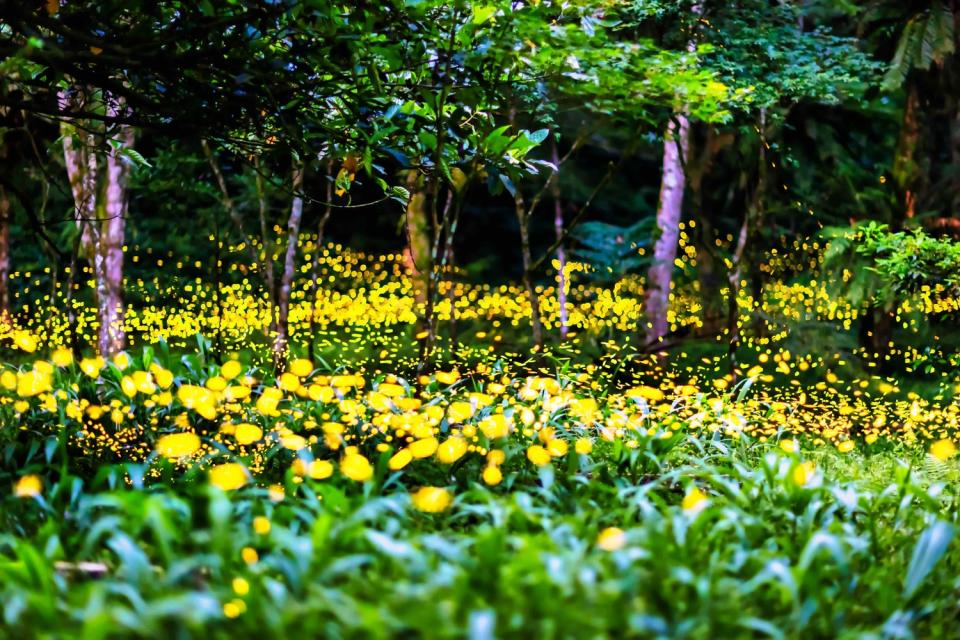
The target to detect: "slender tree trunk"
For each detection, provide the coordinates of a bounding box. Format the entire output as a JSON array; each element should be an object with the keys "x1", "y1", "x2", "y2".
[
  {"x1": 873, "y1": 306, "x2": 894, "y2": 368},
  {"x1": 59, "y1": 89, "x2": 133, "y2": 358},
  {"x1": 203, "y1": 142, "x2": 283, "y2": 348},
  {"x1": 858, "y1": 305, "x2": 894, "y2": 361},
  {"x1": 36, "y1": 182, "x2": 62, "y2": 332},
  {"x1": 951, "y1": 92, "x2": 960, "y2": 218},
  {"x1": 551, "y1": 140, "x2": 569, "y2": 339},
  {"x1": 439, "y1": 182, "x2": 468, "y2": 353},
  {"x1": 446, "y1": 245, "x2": 458, "y2": 349},
  {"x1": 893, "y1": 83, "x2": 921, "y2": 223},
  {"x1": 727, "y1": 208, "x2": 750, "y2": 378},
  {"x1": 211, "y1": 213, "x2": 223, "y2": 358},
  {"x1": 405, "y1": 170, "x2": 431, "y2": 315},
  {"x1": 65, "y1": 224, "x2": 83, "y2": 351},
  {"x1": 273, "y1": 162, "x2": 305, "y2": 366},
  {"x1": 254, "y1": 157, "x2": 277, "y2": 309},
  {"x1": 645, "y1": 116, "x2": 691, "y2": 347},
  {"x1": 201, "y1": 140, "x2": 270, "y2": 294},
  {"x1": 59, "y1": 90, "x2": 97, "y2": 260},
  {"x1": 308, "y1": 159, "x2": 334, "y2": 360},
  {"x1": 0, "y1": 185, "x2": 10, "y2": 327},
  {"x1": 514, "y1": 189, "x2": 544, "y2": 350},
  {"x1": 857, "y1": 303, "x2": 895, "y2": 374},
  {"x1": 60, "y1": 125, "x2": 97, "y2": 259},
  {"x1": 728, "y1": 111, "x2": 767, "y2": 378},
  {"x1": 414, "y1": 18, "x2": 459, "y2": 375},
  {"x1": 689, "y1": 127, "x2": 727, "y2": 333},
  {"x1": 420, "y1": 188, "x2": 455, "y2": 367},
  {"x1": 97, "y1": 110, "x2": 134, "y2": 357},
  {"x1": 644, "y1": 2, "x2": 702, "y2": 349},
  {"x1": 694, "y1": 210, "x2": 723, "y2": 332}
]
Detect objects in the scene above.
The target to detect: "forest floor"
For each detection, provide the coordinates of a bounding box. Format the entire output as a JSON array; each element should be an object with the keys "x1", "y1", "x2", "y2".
[{"x1": 2, "y1": 247, "x2": 960, "y2": 637}]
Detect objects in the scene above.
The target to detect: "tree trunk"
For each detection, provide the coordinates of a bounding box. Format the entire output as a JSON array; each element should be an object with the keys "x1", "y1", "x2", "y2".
[
  {"x1": 551, "y1": 140, "x2": 569, "y2": 339},
  {"x1": 728, "y1": 112, "x2": 768, "y2": 378},
  {"x1": 404, "y1": 170, "x2": 431, "y2": 309},
  {"x1": 308, "y1": 159, "x2": 334, "y2": 360},
  {"x1": 645, "y1": 4, "x2": 701, "y2": 349},
  {"x1": 893, "y1": 82, "x2": 921, "y2": 223},
  {"x1": 727, "y1": 207, "x2": 750, "y2": 378},
  {"x1": 59, "y1": 100, "x2": 97, "y2": 261},
  {"x1": 211, "y1": 213, "x2": 223, "y2": 358},
  {"x1": 514, "y1": 189, "x2": 544, "y2": 350},
  {"x1": 59, "y1": 90, "x2": 133, "y2": 358},
  {"x1": 688, "y1": 126, "x2": 728, "y2": 334},
  {"x1": 951, "y1": 90, "x2": 960, "y2": 218},
  {"x1": 420, "y1": 187, "x2": 456, "y2": 368},
  {"x1": 439, "y1": 184, "x2": 467, "y2": 352},
  {"x1": 97, "y1": 108, "x2": 134, "y2": 358},
  {"x1": 272, "y1": 162, "x2": 305, "y2": 366},
  {"x1": 0, "y1": 184, "x2": 10, "y2": 327},
  {"x1": 59, "y1": 91, "x2": 97, "y2": 256},
  {"x1": 858, "y1": 304, "x2": 894, "y2": 372},
  {"x1": 645, "y1": 115, "x2": 691, "y2": 347},
  {"x1": 446, "y1": 245, "x2": 458, "y2": 348},
  {"x1": 254, "y1": 156, "x2": 277, "y2": 309},
  {"x1": 201, "y1": 140, "x2": 269, "y2": 295},
  {"x1": 406, "y1": 169, "x2": 435, "y2": 370},
  {"x1": 65, "y1": 223, "x2": 83, "y2": 351},
  {"x1": 694, "y1": 211, "x2": 724, "y2": 332}
]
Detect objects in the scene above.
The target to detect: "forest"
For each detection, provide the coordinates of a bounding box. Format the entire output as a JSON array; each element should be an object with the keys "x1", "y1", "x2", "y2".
[{"x1": 2, "y1": 1, "x2": 960, "y2": 637}]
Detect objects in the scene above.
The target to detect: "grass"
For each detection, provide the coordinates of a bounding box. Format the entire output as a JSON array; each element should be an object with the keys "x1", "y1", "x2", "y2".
[
  {"x1": 2, "y1": 245, "x2": 960, "y2": 638},
  {"x1": 2, "y1": 344, "x2": 960, "y2": 638},
  {"x1": 3, "y1": 437, "x2": 959, "y2": 638}
]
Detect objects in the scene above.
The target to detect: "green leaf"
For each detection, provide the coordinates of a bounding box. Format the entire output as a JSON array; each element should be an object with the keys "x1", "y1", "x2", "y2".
[
  {"x1": 121, "y1": 148, "x2": 153, "y2": 168},
  {"x1": 388, "y1": 186, "x2": 410, "y2": 207},
  {"x1": 472, "y1": 5, "x2": 497, "y2": 25},
  {"x1": 526, "y1": 129, "x2": 549, "y2": 145},
  {"x1": 904, "y1": 520, "x2": 954, "y2": 599}
]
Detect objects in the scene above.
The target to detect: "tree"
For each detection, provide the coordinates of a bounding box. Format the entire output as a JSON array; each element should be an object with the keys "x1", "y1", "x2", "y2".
[
  {"x1": 645, "y1": 4, "x2": 701, "y2": 350},
  {"x1": 881, "y1": 1, "x2": 956, "y2": 222},
  {"x1": 272, "y1": 159, "x2": 305, "y2": 365},
  {"x1": 58, "y1": 88, "x2": 135, "y2": 357},
  {"x1": 0, "y1": 179, "x2": 9, "y2": 327},
  {"x1": 493, "y1": 0, "x2": 730, "y2": 349},
  {"x1": 680, "y1": 0, "x2": 879, "y2": 371}
]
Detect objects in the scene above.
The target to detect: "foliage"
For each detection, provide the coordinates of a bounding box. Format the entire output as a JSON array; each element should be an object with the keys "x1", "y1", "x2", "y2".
[
  {"x1": 3, "y1": 1, "x2": 960, "y2": 635},
  {"x1": 3, "y1": 345, "x2": 960, "y2": 636},
  {"x1": 7, "y1": 320, "x2": 960, "y2": 636},
  {"x1": 883, "y1": 2, "x2": 956, "y2": 90},
  {"x1": 821, "y1": 224, "x2": 890, "y2": 308},
  {"x1": 827, "y1": 222, "x2": 960, "y2": 305},
  {"x1": 572, "y1": 218, "x2": 653, "y2": 282}
]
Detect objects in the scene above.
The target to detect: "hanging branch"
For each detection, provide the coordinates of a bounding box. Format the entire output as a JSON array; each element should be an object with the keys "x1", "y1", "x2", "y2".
[
  {"x1": 521, "y1": 129, "x2": 589, "y2": 222},
  {"x1": 200, "y1": 139, "x2": 267, "y2": 287},
  {"x1": 253, "y1": 154, "x2": 277, "y2": 309},
  {"x1": 526, "y1": 134, "x2": 639, "y2": 276}
]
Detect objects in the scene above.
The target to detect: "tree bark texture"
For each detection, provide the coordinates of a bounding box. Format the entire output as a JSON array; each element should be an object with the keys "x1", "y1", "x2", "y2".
[
  {"x1": 98, "y1": 103, "x2": 134, "y2": 357},
  {"x1": 893, "y1": 82, "x2": 921, "y2": 223},
  {"x1": 273, "y1": 162, "x2": 305, "y2": 366},
  {"x1": 645, "y1": 115, "x2": 691, "y2": 347},
  {"x1": 515, "y1": 188, "x2": 544, "y2": 350},
  {"x1": 58, "y1": 89, "x2": 134, "y2": 357},
  {"x1": 404, "y1": 170, "x2": 431, "y2": 308}
]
